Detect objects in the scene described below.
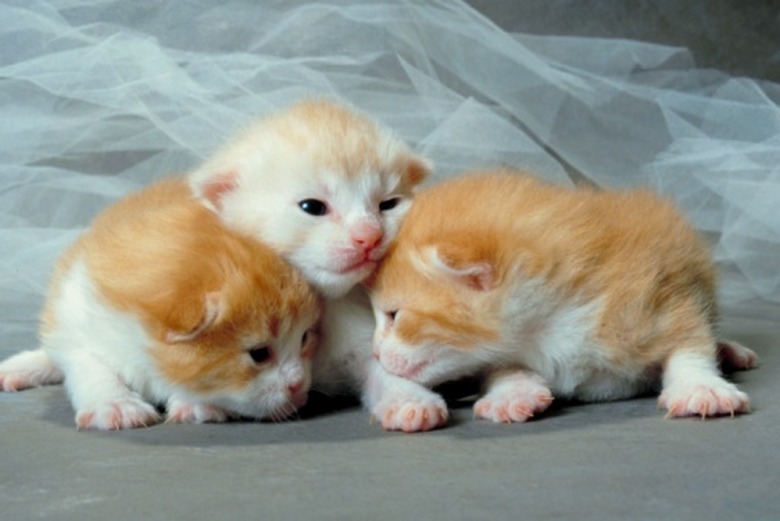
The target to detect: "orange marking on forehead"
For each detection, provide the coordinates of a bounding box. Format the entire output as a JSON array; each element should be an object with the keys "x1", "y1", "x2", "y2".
[{"x1": 268, "y1": 315, "x2": 280, "y2": 338}]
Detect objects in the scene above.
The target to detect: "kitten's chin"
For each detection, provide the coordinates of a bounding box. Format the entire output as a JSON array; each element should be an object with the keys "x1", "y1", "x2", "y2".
[{"x1": 306, "y1": 264, "x2": 375, "y2": 299}]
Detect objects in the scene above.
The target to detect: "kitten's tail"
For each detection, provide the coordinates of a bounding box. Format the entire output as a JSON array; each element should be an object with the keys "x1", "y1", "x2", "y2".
[{"x1": 0, "y1": 348, "x2": 63, "y2": 392}]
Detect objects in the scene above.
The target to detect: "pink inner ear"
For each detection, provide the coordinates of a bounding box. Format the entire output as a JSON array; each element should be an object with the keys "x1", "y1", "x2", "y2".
[
  {"x1": 458, "y1": 262, "x2": 494, "y2": 292},
  {"x1": 404, "y1": 156, "x2": 432, "y2": 186},
  {"x1": 426, "y1": 247, "x2": 494, "y2": 292},
  {"x1": 201, "y1": 170, "x2": 238, "y2": 210}
]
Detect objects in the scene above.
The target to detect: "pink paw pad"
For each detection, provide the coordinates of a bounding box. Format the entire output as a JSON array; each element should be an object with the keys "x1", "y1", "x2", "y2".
[
  {"x1": 474, "y1": 390, "x2": 553, "y2": 423},
  {"x1": 474, "y1": 372, "x2": 553, "y2": 424},
  {"x1": 76, "y1": 398, "x2": 161, "y2": 430},
  {"x1": 0, "y1": 373, "x2": 37, "y2": 392},
  {"x1": 166, "y1": 402, "x2": 230, "y2": 424},
  {"x1": 373, "y1": 399, "x2": 448, "y2": 433},
  {"x1": 659, "y1": 383, "x2": 750, "y2": 419}
]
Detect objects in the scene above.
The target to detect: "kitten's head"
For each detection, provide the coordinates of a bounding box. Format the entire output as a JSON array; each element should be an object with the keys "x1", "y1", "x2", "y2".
[
  {"x1": 189, "y1": 99, "x2": 432, "y2": 298},
  {"x1": 145, "y1": 222, "x2": 322, "y2": 422},
  {"x1": 368, "y1": 181, "x2": 507, "y2": 387}
]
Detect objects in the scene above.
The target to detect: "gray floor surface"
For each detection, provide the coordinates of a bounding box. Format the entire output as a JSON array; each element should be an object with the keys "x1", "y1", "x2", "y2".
[
  {"x1": 2, "y1": 332, "x2": 777, "y2": 520},
  {"x1": 2, "y1": 2, "x2": 779, "y2": 520}
]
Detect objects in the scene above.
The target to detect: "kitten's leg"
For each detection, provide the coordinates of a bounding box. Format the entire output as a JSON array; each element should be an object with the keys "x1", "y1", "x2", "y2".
[
  {"x1": 658, "y1": 349, "x2": 750, "y2": 418},
  {"x1": 717, "y1": 340, "x2": 758, "y2": 371},
  {"x1": 165, "y1": 397, "x2": 233, "y2": 424},
  {"x1": 474, "y1": 368, "x2": 554, "y2": 423},
  {"x1": 364, "y1": 360, "x2": 448, "y2": 433},
  {"x1": 57, "y1": 350, "x2": 161, "y2": 430},
  {"x1": 0, "y1": 349, "x2": 63, "y2": 391}
]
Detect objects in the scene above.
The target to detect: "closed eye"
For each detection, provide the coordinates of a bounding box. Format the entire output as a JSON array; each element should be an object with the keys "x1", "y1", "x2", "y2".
[
  {"x1": 379, "y1": 197, "x2": 401, "y2": 212},
  {"x1": 248, "y1": 345, "x2": 273, "y2": 364}
]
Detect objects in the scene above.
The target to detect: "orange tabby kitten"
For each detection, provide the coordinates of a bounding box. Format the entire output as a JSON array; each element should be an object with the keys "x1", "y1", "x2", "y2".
[
  {"x1": 0, "y1": 178, "x2": 321, "y2": 430},
  {"x1": 369, "y1": 169, "x2": 757, "y2": 425}
]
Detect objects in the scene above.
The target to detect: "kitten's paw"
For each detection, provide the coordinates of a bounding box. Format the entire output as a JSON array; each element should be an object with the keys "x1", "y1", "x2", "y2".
[
  {"x1": 372, "y1": 391, "x2": 448, "y2": 433},
  {"x1": 76, "y1": 397, "x2": 161, "y2": 431},
  {"x1": 717, "y1": 340, "x2": 758, "y2": 370},
  {"x1": 166, "y1": 401, "x2": 232, "y2": 424},
  {"x1": 659, "y1": 377, "x2": 750, "y2": 419},
  {"x1": 474, "y1": 371, "x2": 553, "y2": 423},
  {"x1": 0, "y1": 350, "x2": 63, "y2": 391},
  {"x1": 0, "y1": 371, "x2": 49, "y2": 392}
]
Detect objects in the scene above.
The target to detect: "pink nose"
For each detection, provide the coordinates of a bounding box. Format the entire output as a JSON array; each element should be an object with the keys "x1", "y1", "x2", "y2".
[
  {"x1": 288, "y1": 380, "x2": 304, "y2": 396},
  {"x1": 351, "y1": 226, "x2": 382, "y2": 252}
]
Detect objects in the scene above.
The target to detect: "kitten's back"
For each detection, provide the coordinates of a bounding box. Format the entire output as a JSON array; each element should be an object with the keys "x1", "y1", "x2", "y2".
[
  {"x1": 382, "y1": 170, "x2": 718, "y2": 362},
  {"x1": 45, "y1": 177, "x2": 317, "y2": 347}
]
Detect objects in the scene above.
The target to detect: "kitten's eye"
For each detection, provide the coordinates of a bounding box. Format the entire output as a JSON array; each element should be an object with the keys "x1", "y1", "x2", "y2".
[
  {"x1": 379, "y1": 197, "x2": 401, "y2": 212},
  {"x1": 248, "y1": 345, "x2": 273, "y2": 365},
  {"x1": 299, "y1": 199, "x2": 328, "y2": 216},
  {"x1": 386, "y1": 310, "x2": 398, "y2": 324}
]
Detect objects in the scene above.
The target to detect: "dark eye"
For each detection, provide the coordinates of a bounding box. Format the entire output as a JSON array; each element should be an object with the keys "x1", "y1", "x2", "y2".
[
  {"x1": 386, "y1": 310, "x2": 398, "y2": 323},
  {"x1": 379, "y1": 197, "x2": 401, "y2": 212},
  {"x1": 299, "y1": 199, "x2": 328, "y2": 216},
  {"x1": 248, "y1": 345, "x2": 273, "y2": 364},
  {"x1": 301, "y1": 331, "x2": 309, "y2": 346}
]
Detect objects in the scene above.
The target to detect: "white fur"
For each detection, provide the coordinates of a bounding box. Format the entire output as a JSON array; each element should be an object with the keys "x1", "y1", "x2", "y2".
[
  {"x1": 373, "y1": 275, "x2": 638, "y2": 400},
  {"x1": 372, "y1": 266, "x2": 667, "y2": 424},
  {"x1": 312, "y1": 287, "x2": 447, "y2": 432},
  {"x1": 0, "y1": 258, "x2": 314, "y2": 430},
  {"x1": 0, "y1": 349, "x2": 63, "y2": 391},
  {"x1": 473, "y1": 369, "x2": 553, "y2": 423},
  {"x1": 189, "y1": 106, "x2": 423, "y2": 299},
  {"x1": 188, "y1": 101, "x2": 436, "y2": 430},
  {"x1": 659, "y1": 350, "x2": 750, "y2": 417}
]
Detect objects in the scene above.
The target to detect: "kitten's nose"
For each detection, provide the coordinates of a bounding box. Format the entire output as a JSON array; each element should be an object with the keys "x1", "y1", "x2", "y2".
[
  {"x1": 351, "y1": 226, "x2": 382, "y2": 252},
  {"x1": 288, "y1": 380, "x2": 304, "y2": 396}
]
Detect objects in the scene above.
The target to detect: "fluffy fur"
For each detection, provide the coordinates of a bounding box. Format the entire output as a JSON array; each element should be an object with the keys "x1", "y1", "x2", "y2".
[
  {"x1": 0, "y1": 178, "x2": 321, "y2": 430},
  {"x1": 189, "y1": 99, "x2": 443, "y2": 432},
  {"x1": 369, "y1": 169, "x2": 757, "y2": 426},
  {"x1": 189, "y1": 99, "x2": 431, "y2": 298}
]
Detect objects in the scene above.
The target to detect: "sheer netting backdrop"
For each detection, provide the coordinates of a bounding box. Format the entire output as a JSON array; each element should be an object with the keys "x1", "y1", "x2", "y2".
[{"x1": 1, "y1": 0, "x2": 778, "y2": 349}]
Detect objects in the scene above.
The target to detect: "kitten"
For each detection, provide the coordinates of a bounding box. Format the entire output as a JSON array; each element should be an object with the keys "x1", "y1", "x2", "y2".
[
  {"x1": 368, "y1": 169, "x2": 757, "y2": 425},
  {"x1": 189, "y1": 99, "x2": 447, "y2": 431},
  {"x1": 0, "y1": 178, "x2": 321, "y2": 430},
  {"x1": 189, "y1": 99, "x2": 430, "y2": 299}
]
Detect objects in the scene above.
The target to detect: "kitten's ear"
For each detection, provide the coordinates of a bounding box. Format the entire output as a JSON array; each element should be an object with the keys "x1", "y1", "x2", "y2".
[
  {"x1": 189, "y1": 169, "x2": 238, "y2": 212},
  {"x1": 165, "y1": 291, "x2": 223, "y2": 343},
  {"x1": 401, "y1": 154, "x2": 433, "y2": 187},
  {"x1": 424, "y1": 245, "x2": 494, "y2": 292}
]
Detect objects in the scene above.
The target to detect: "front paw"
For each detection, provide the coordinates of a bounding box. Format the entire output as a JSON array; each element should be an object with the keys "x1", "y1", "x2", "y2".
[
  {"x1": 76, "y1": 397, "x2": 161, "y2": 431},
  {"x1": 372, "y1": 390, "x2": 448, "y2": 433},
  {"x1": 659, "y1": 377, "x2": 750, "y2": 419},
  {"x1": 474, "y1": 371, "x2": 553, "y2": 423},
  {"x1": 165, "y1": 400, "x2": 232, "y2": 424}
]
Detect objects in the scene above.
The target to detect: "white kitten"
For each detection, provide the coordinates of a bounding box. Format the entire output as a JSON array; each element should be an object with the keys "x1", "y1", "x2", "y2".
[{"x1": 190, "y1": 100, "x2": 445, "y2": 431}]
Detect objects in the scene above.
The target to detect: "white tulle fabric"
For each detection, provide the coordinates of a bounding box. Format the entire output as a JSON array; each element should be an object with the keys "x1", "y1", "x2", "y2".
[{"x1": 1, "y1": 0, "x2": 778, "y2": 343}]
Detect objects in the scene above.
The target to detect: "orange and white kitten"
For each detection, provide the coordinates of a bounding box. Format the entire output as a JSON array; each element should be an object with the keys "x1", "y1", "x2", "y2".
[
  {"x1": 188, "y1": 100, "x2": 443, "y2": 431},
  {"x1": 0, "y1": 178, "x2": 321, "y2": 430},
  {"x1": 369, "y1": 169, "x2": 757, "y2": 426}
]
